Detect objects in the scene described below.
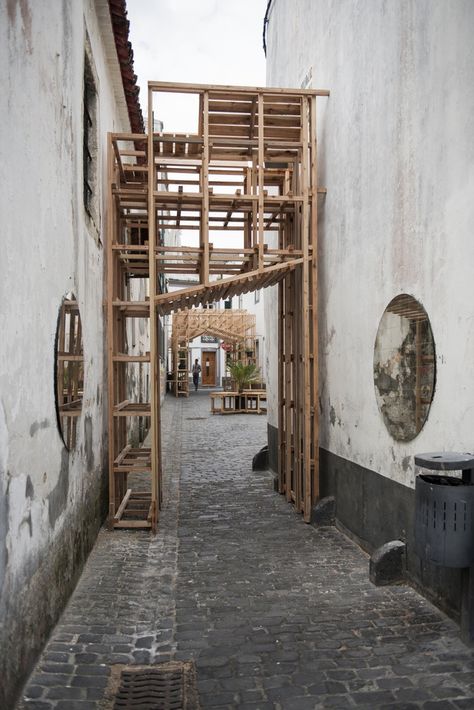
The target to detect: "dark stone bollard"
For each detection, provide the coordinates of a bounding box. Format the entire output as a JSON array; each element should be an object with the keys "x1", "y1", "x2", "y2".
[
  {"x1": 311, "y1": 496, "x2": 336, "y2": 527},
  {"x1": 370, "y1": 540, "x2": 406, "y2": 586},
  {"x1": 252, "y1": 445, "x2": 269, "y2": 471}
]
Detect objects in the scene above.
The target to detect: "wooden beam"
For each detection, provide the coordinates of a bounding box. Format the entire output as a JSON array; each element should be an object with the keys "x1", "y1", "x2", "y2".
[
  {"x1": 310, "y1": 95, "x2": 320, "y2": 508},
  {"x1": 148, "y1": 86, "x2": 160, "y2": 533}
]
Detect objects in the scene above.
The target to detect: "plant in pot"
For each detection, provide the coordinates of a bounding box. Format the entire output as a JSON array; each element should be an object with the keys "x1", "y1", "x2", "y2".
[{"x1": 227, "y1": 361, "x2": 259, "y2": 409}]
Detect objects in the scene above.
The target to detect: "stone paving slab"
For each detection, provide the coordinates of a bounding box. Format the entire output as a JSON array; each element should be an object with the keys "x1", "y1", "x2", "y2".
[{"x1": 18, "y1": 391, "x2": 474, "y2": 709}]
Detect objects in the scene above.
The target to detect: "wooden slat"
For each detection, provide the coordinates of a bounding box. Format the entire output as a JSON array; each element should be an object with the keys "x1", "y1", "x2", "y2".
[{"x1": 114, "y1": 489, "x2": 132, "y2": 522}]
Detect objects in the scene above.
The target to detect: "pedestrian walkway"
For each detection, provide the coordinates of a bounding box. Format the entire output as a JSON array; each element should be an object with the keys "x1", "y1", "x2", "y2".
[{"x1": 19, "y1": 392, "x2": 474, "y2": 709}]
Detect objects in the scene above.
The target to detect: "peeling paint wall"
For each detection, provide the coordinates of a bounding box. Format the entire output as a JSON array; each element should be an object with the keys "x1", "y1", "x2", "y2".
[
  {"x1": 265, "y1": 0, "x2": 474, "y2": 489},
  {"x1": 0, "y1": 1, "x2": 131, "y2": 706}
]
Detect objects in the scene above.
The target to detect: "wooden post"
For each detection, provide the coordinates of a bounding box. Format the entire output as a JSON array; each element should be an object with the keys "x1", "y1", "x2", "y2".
[
  {"x1": 310, "y1": 95, "x2": 319, "y2": 506},
  {"x1": 284, "y1": 269, "x2": 293, "y2": 502},
  {"x1": 301, "y1": 96, "x2": 312, "y2": 522},
  {"x1": 257, "y1": 93, "x2": 264, "y2": 271},
  {"x1": 278, "y1": 280, "x2": 285, "y2": 494},
  {"x1": 201, "y1": 91, "x2": 210, "y2": 286},
  {"x1": 148, "y1": 87, "x2": 160, "y2": 532},
  {"x1": 106, "y1": 133, "x2": 116, "y2": 529}
]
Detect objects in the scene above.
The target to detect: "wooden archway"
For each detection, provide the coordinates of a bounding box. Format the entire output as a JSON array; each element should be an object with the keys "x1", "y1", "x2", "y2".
[
  {"x1": 170, "y1": 308, "x2": 256, "y2": 396},
  {"x1": 106, "y1": 81, "x2": 328, "y2": 530}
]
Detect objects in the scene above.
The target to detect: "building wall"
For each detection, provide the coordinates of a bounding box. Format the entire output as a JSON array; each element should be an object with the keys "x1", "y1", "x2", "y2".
[
  {"x1": 265, "y1": 0, "x2": 474, "y2": 618},
  {"x1": 239, "y1": 290, "x2": 266, "y2": 377},
  {"x1": 0, "y1": 1, "x2": 131, "y2": 706}
]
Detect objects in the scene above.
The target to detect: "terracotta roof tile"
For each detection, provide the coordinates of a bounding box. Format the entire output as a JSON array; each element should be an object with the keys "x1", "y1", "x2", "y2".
[{"x1": 108, "y1": 0, "x2": 145, "y2": 134}]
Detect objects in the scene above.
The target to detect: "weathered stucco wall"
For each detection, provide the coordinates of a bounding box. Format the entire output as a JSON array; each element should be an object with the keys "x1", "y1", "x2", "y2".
[
  {"x1": 264, "y1": 0, "x2": 474, "y2": 619},
  {"x1": 265, "y1": 0, "x2": 474, "y2": 487},
  {"x1": 239, "y1": 288, "x2": 266, "y2": 375},
  {"x1": 0, "y1": 1, "x2": 131, "y2": 706}
]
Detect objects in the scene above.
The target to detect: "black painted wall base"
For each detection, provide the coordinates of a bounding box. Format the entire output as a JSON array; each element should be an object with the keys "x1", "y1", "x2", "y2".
[
  {"x1": 319, "y1": 448, "x2": 462, "y2": 620},
  {"x1": 266, "y1": 424, "x2": 462, "y2": 622},
  {"x1": 267, "y1": 423, "x2": 279, "y2": 475}
]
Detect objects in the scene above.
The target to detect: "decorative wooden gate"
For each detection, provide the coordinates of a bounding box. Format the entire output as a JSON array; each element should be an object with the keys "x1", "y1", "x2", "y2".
[{"x1": 106, "y1": 81, "x2": 328, "y2": 530}]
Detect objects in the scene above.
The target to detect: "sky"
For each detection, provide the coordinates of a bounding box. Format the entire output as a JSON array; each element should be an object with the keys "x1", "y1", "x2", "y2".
[{"x1": 127, "y1": 0, "x2": 268, "y2": 133}]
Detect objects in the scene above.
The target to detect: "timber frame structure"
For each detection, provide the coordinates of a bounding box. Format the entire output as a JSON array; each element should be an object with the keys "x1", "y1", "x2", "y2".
[
  {"x1": 106, "y1": 81, "x2": 328, "y2": 531},
  {"x1": 171, "y1": 308, "x2": 257, "y2": 396}
]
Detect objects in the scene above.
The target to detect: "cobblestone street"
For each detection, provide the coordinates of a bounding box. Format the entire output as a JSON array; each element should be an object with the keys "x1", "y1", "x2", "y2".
[{"x1": 19, "y1": 392, "x2": 474, "y2": 710}]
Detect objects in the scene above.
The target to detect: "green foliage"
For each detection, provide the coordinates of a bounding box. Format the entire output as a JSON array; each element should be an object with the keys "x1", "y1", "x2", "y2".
[{"x1": 227, "y1": 360, "x2": 259, "y2": 391}]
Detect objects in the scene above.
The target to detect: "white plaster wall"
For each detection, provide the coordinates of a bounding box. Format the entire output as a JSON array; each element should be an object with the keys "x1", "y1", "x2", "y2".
[
  {"x1": 264, "y1": 283, "x2": 279, "y2": 426},
  {"x1": 0, "y1": 2, "x2": 131, "y2": 697},
  {"x1": 239, "y1": 290, "x2": 267, "y2": 377},
  {"x1": 265, "y1": 0, "x2": 474, "y2": 488}
]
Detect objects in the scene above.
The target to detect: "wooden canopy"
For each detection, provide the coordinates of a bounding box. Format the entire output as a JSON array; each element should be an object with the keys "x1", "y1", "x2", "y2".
[{"x1": 172, "y1": 309, "x2": 255, "y2": 345}]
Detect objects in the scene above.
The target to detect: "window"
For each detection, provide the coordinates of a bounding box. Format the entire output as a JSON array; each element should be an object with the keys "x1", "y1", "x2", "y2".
[
  {"x1": 374, "y1": 294, "x2": 436, "y2": 441},
  {"x1": 83, "y1": 51, "x2": 99, "y2": 233},
  {"x1": 254, "y1": 289, "x2": 260, "y2": 304}
]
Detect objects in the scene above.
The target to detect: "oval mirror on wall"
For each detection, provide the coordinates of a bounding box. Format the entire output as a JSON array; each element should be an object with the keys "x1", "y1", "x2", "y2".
[
  {"x1": 54, "y1": 293, "x2": 84, "y2": 450},
  {"x1": 374, "y1": 294, "x2": 436, "y2": 441}
]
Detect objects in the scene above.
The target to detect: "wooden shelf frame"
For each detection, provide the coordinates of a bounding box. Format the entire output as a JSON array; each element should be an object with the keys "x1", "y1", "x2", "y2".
[{"x1": 106, "y1": 81, "x2": 328, "y2": 528}]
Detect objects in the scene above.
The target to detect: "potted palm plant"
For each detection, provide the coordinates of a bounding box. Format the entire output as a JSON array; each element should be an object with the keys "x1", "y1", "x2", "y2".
[{"x1": 227, "y1": 361, "x2": 259, "y2": 410}]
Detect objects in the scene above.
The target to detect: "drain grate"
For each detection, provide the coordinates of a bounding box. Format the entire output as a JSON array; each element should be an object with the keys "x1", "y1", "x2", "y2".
[
  {"x1": 185, "y1": 417, "x2": 206, "y2": 421},
  {"x1": 109, "y1": 662, "x2": 199, "y2": 710}
]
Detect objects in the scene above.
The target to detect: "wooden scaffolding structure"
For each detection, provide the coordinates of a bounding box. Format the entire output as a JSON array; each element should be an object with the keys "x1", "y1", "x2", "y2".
[{"x1": 107, "y1": 81, "x2": 328, "y2": 530}]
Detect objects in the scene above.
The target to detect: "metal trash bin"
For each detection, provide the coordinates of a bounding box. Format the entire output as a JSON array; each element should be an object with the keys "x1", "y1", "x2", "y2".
[
  {"x1": 414, "y1": 452, "x2": 474, "y2": 644},
  {"x1": 415, "y1": 453, "x2": 474, "y2": 568}
]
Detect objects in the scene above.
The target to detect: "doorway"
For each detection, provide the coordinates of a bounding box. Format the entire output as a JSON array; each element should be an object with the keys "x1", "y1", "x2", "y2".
[{"x1": 201, "y1": 351, "x2": 216, "y2": 386}]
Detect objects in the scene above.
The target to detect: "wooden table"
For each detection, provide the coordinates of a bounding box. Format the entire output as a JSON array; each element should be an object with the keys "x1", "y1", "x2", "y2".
[{"x1": 210, "y1": 390, "x2": 267, "y2": 415}]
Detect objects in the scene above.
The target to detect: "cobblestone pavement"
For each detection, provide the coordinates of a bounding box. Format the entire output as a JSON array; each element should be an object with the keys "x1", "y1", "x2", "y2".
[{"x1": 19, "y1": 391, "x2": 474, "y2": 709}]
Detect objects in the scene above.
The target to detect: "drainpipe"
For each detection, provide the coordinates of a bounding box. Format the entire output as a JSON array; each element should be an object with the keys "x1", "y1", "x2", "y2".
[{"x1": 263, "y1": 0, "x2": 274, "y2": 56}]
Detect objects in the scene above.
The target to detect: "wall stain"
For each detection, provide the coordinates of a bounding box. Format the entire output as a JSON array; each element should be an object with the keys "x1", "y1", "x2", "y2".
[
  {"x1": 47, "y1": 449, "x2": 69, "y2": 528},
  {"x1": 0, "y1": 476, "x2": 10, "y2": 595},
  {"x1": 25, "y1": 475, "x2": 34, "y2": 499},
  {"x1": 29, "y1": 419, "x2": 49, "y2": 437},
  {"x1": 6, "y1": 0, "x2": 16, "y2": 23},
  {"x1": 329, "y1": 405, "x2": 336, "y2": 426},
  {"x1": 7, "y1": 0, "x2": 33, "y2": 54},
  {"x1": 402, "y1": 455, "x2": 411, "y2": 472},
  {"x1": 84, "y1": 415, "x2": 94, "y2": 472},
  {"x1": 20, "y1": 512, "x2": 33, "y2": 538}
]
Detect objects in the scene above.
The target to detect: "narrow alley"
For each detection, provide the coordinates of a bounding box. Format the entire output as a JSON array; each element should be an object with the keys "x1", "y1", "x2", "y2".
[{"x1": 19, "y1": 393, "x2": 474, "y2": 710}]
